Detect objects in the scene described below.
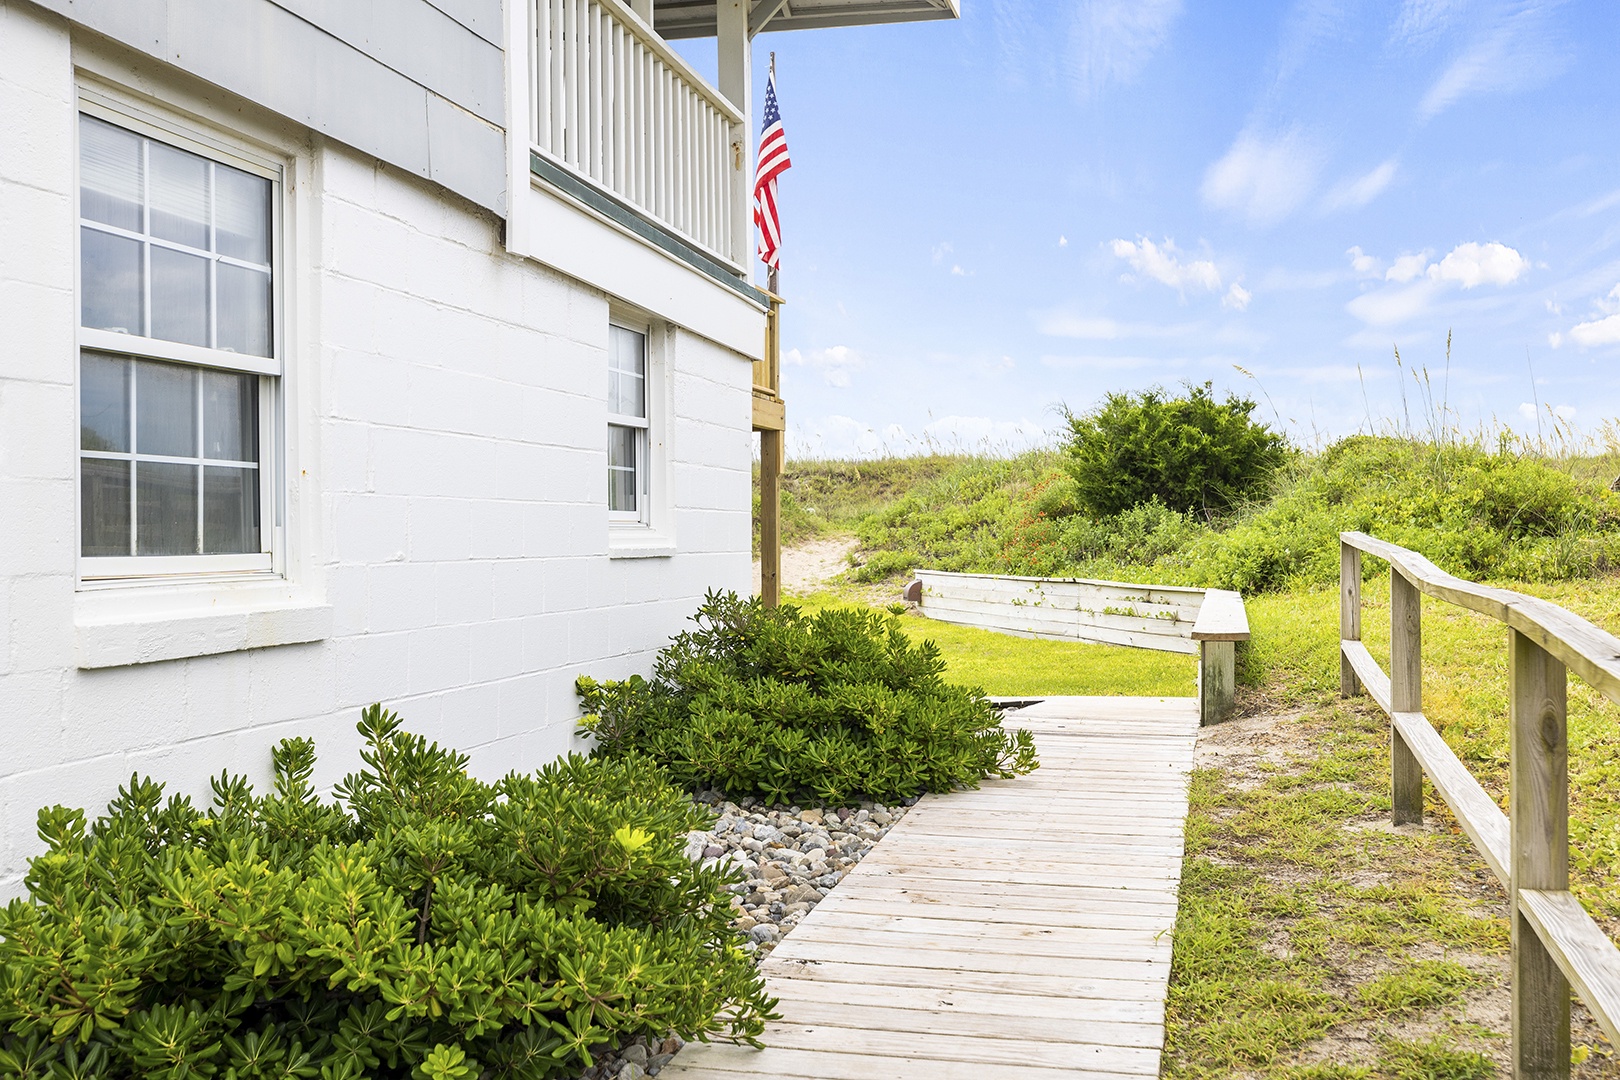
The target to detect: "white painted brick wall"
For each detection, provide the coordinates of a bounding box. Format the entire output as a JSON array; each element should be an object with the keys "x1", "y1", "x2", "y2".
[{"x1": 0, "y1": 5, "x2": 759, "y2": 893}]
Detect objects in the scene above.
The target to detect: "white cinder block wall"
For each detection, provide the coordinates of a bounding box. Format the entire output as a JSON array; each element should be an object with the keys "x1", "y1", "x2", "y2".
[{"x1": 0, "y1": 1, "x2": 755, "y2": 893}]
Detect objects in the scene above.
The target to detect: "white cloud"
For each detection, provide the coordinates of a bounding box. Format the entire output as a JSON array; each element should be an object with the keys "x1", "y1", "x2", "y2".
[
  {"x1": 1347, "y1": 246, "x2": 1381, "y2": 277},
  {"x1": 1346, "y1": 279, "x2": 1442, "y2": 327},
  {"x1": 1392, "y1": 0, "x2": 1470, "y2": 48},
  {"x1": 1386, "y1": 252, "x2": 1431, "y2": 283},
  {"x1": 930, "y1": 242, "x2": 953, "y2": 265},
  {"x1": 1068, "y1": 0, "x2": 1183, "y2": 100},
  {"x1": 1428, "y1": 241, "x2": 1528, "y2": 288},
  {"x1": 1058, "y1": 235, "x2": 1069, "y2": 248},
  {"x1": 1036, "y1": 312, "x2": 1195, "y2": 340},
  {"x1": 1570, "y1": 313, "x2": 1620, "y2": 348},
  {"x1": 1323, "y1": 159, "x2": 1399, "y2": 211},
  {"x1": 784, "y1": 345, "x2": 863, "y2": 388},
  {"x1": 787, "y1": 414, "x2": 1051, "y2": 459},
  {"x1": 1556, "y1": 404, "x2": 1577, "y2": 420},
  {"x1": 1222, "y1": 283, "x2": 1252, "y2": 311},
  {"x1": 1548, "y1": 331, "x2": 1564, "y2": 348},
  {"x1": 1201, "y1": 129, "x2": 1324, "y2": 226},
  {"x1": 1039, "y1": 354, "x2": 1164, "y2": 371},
  {"x1": 1518, "y1": 401, "x2": 1538, "y2": 421},
  {"x1": 1418, "y1": 6, "x2": 1570, "y2": 120},
  {"x1": 951, "y1": 264, "x2": 968, "y2": 277},
  {"x1": 1109, "y1": 237, "x2": 1221, "y2": 293}
]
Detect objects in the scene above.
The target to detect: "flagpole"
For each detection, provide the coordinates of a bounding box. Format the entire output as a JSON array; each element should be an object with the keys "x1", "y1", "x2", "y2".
[{"x1": 766, "y1": 51, "x2": 779, "y2": 297}]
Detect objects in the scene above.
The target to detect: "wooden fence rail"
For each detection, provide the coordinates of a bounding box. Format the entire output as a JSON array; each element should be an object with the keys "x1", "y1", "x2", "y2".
[{"x1": 1339, "y1": 531, "x2": 1620, "y2": 1078}]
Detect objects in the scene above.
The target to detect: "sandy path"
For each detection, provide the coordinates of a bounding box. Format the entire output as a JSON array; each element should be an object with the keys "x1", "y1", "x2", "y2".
[{"x1": 752, "y1": 536, "x2": 857, "y2": 595}]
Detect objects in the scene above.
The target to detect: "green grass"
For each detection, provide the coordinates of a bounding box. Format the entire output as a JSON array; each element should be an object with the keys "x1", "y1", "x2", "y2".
[{"x1": 784, "y1": 590, "x2": 1195, "y2": 697}]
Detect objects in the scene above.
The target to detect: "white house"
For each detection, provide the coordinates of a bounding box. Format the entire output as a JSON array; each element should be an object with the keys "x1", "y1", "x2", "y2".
[{"x1": 0, "y1": 0, "x2": 957, "y2": 892}]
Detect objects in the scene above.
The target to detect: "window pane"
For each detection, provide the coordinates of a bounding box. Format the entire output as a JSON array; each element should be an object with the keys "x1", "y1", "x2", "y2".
[
  {"x1": 79, "y1": 115, "x2": 142, "y2": 231},
  {"x1": 80, "y1": 457, "x2": 131, "y2": 557},
  {"x1": 81, "y1": 353, "x2": 130, "y2": 452},
  {"x1": 202, "y1": 369, "x2": 257, "y2": 462},
  {"x1": 610, "y1": 325, "x2": 646, "y2": 377},
  {"x1": 80, "y1": 227, "x2": 144, "y2": 335},
  {"x1": 608, "y1": 425, "x2": 638, "y2": 513},
  {"x1": 150, "y1": 247, "x2": 210, "y2": 347},
  {"x1": 203, "y1": 466, "x2": 259, "y2": 553},
  {"x1": 136, "y1": 461, "x2": 198, "y2": 555},
  {"x1": 148, "y1": 141, "x2": 210, "y2": 250},
  {"x1": 135, "y1": 360, "x2": 197, "y2": 457},
  {"x1": 215, "y1": 165, "x2": 271, "y2": 264},
  {"x1": 216, "y1": 263, "x2": 272, "y2": 357}
]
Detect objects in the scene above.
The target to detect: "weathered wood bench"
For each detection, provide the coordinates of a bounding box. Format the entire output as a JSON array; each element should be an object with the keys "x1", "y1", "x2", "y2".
[{"x1": 908, "y1": 570, "x2": 1249, "y2": 724}]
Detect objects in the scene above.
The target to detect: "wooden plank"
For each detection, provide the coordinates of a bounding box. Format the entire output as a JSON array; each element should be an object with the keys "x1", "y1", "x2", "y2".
[
  {"x1": 785, "y1": 910, "x2": 1171, "y2": 946},
  {"x1": 1342, "y1": 541, "x2": 1363, "y2": 697},
  {"x1": 661, "y1": 1043, "x2": 1142, "y2": 1079},
  {"x1": 1341, "y1": 640, "x2": 1392, "y2": 712},
  {"x1": 745, "y1": 1022, "x2": 1159, "y2": 1073},
  {"x1": 811, "y1": 886, "x2": 1177, "y2": 918},
  {"x1": 1391, "y1": 712, "x2": 1509, "y2": 884},
  {"x1": 766, "y1": 956, "x2": 1173, "y2": 1001},
  {"x1": 1509, "y1": 630, "x2": 1571, "y2": 1076},
  {"x1": 1340, "y1": 531, "x2": 1620, "y2": 708},
  {"x1": 1198, "y1": 639, "x2": 1235, "y2": 725},
  {"x1": 921, "y1": 594, "x2": 1194, "y2": 638},
  {"x1": 772, "y1": 998, "x2": 1164, "y2": 1048},
  {"x1": 1517, "y1": 889, "x2": 1620, "y2": 1049},
  {"x1": 1190, "y1": 588, "x2": 1249, "y2": 641},
  {"x1": 764, "y1": 975, "x2": 1164, "y2": 1025},
  {"x1": 784, "y1": 925, "x2": 1171, "y2": 964}
]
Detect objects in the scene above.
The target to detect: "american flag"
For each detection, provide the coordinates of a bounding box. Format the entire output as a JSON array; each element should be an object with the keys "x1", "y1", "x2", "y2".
[{"x1": 753, "y1": 69, "x2": 791, "y2": 270}]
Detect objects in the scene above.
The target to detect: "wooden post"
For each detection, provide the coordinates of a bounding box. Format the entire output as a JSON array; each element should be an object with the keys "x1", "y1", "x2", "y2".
[
  {"x1": 1341, "y1": 540, "x2": 1362, "y2": 697},
  {"x1": 759, "y1": 428, "x2": 782, "y2": 607},
  {"x1": 716, "y1": 0, "x2": 751, "y2": 268},
  {"x1": 1389, "y1": 570, "x2": 1423, "y2": 825},
  {"x1": 1510, "y1": 628, "x2": 1571, "y2": 1079},
  {"x1": 1199, "y1": 640, "x2": 1235, "y2": 726}
]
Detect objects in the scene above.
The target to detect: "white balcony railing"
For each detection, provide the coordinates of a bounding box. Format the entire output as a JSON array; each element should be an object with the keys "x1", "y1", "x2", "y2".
[{"x1": 530, "y1": 0, "x2": 744, "y2": 266}]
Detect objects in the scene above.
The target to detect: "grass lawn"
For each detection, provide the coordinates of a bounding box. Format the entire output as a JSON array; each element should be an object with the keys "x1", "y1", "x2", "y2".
[{"x1": 784, "y1": 589, "x2": 1196, "y2": 697}]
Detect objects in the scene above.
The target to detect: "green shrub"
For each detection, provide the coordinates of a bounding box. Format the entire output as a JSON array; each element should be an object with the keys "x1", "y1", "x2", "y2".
[
  {"x1": 1062, "y1": 383, "x2": 1288, "y2": 517},
  {"x1": 577, "y1": 592, "x2": 1037, "y2": 803},
  {"x1": 0, "y1": 707, "x2": 773, "y2": 1080}
]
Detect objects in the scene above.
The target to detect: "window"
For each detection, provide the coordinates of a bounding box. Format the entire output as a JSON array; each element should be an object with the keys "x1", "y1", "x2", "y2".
[
  {"x1": 77, "y1": 109, "x2": 279, "y2": 578},
  {"x1": 607, "y1": 323, "x2": 650, "y2": 523}
]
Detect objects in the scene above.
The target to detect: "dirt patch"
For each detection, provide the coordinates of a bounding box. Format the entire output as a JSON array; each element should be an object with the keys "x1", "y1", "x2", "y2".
[{"x1": 752, "y1": 536, "x2": 858, "y2": 595}]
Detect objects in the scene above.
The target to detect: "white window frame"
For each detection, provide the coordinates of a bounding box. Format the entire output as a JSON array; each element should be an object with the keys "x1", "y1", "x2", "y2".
[
  {"x1": 74, "y1": 87, "x2": 286, "y2": 585},
  {"x1": 607, "y1": 317, "x2": 653, "y2": 526}
]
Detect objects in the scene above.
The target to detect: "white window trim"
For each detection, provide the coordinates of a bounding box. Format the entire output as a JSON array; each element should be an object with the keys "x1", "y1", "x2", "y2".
[
  {"x1": 68, "y1": 60, "x2": 327, "y2": 667},
  {"x1": 608, "y1": 312, "x2": 675, "y2": 556},
  {"x1": 74, "y1": 87, "x2": 286, "y2": 585}
]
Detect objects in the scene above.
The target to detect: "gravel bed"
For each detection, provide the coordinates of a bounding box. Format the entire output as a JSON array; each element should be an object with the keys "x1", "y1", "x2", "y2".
[
  {"x1": 572, "y1": 790, "x2": 915, "y2": 1080},
  {"x1": 686, "y1": 789, "x2": 915, "y2": 957}
]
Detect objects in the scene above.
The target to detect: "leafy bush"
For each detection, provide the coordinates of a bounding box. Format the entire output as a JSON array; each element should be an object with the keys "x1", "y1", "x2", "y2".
[
  {"x1": 1061, "y1": 383, "x2": 1288, "y2": 518},
  {"x1": 0, "y1": 707, "x2": 772, "y2": 1080},
  {"x1": 577, "y1": 592, "x2": 1037, "y2": 803}
]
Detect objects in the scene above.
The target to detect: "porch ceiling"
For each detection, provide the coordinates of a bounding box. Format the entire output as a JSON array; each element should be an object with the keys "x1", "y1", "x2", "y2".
[{"x1": 653, "y1": 0, "x2": 959, "y2": 39}]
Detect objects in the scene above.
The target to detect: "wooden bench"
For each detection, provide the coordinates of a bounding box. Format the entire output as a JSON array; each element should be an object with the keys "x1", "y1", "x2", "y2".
[{"x1": 909, "y1": 570, "x2": 1249, "y2": 725}]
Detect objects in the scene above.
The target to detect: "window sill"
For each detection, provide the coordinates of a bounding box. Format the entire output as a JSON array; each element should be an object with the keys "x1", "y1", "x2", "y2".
[
  {"x1": 74, "y1": 578, "x2": 331, "y2": 669},
  {"x1": 607, "y1": 530, "x2": 677, "y2": 559}
]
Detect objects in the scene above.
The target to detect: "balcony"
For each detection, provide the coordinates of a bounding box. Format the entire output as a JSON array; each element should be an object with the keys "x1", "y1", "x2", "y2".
[{"x1": 527, "y1": 0, "x2": 748, "y2": 276}]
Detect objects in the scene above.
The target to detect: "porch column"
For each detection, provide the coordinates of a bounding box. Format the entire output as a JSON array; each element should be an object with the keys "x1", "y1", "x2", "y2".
[{"x1": 717, "y1": 0, "x2": 752, "y2": 267}]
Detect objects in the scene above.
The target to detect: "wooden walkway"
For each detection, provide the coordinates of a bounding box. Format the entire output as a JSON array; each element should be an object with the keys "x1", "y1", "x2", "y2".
[{"x1": 663, "y1": 695, "x2": 1200, "y2": 1080}]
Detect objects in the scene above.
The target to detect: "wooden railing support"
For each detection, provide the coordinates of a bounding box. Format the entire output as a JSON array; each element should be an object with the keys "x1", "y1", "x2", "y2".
[
  {"x1": 1341, "y1": 540, "x2": 1362, "y2": 697},
  {"x1": 759, "y1": 429, "x2": 782, "y2": 608},
  {"x1": 1390, "y1": 569, "x2": 1424, "y2": 826},
  {"x1": 1198, "y1": 640, "x2": 1235, "y2": 726},
  {"x1": 1510, "y1": 628, "x2": 1571, "y2": 1078}
]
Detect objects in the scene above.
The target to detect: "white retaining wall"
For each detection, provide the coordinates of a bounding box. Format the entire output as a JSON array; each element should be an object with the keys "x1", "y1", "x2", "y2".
[{"x1": 0, "y1": 2, "x2": 756, "y2": 893}]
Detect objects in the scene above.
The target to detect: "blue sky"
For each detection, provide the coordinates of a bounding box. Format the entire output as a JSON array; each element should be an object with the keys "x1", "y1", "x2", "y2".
[{"x1": 677, "y1": 1, "x2": 1620, "y2": 458}]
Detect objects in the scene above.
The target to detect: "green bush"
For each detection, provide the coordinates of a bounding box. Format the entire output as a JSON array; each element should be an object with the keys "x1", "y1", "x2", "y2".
[
  {"x1": 577, "y1": 592, "x2": 1037, "y2": 803},
  {"x1": 0, "y1": 707, "x2": 773, "y2": 1080},
  {"x1": 1062, "y1": 383, "x2": 1288, "y2": 518}
]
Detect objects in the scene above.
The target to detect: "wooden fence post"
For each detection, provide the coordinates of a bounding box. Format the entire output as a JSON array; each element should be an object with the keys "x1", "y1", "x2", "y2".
[
  {"x1": 1389, "y1": 570, "x2": 1423, "y2": 825},
  {"x1": 1341, "y1": 539, "x2": 1362, "y2": 698},
  {"x1": 759, "y1": 428, "x2": 782, "y2": 608},
  {"x1": 1510, "y1": 628, "x2": 1571, "y2": 1079},
  {"x1": 1199, "y1": 640, "x2": 1235, "y2": 726}
]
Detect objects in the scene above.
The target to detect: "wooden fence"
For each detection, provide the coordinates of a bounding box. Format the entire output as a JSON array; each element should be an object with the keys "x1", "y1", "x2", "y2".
[
  {"x1": 910, "y1": 569, "x2": 1248, "y2": 724},
  {"x1": 1339, "y1": 531, "x2": 1620, "y2": 1077}
]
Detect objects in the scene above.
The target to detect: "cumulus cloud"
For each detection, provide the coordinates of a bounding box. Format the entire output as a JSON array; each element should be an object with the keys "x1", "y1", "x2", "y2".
[
  {"x1": 1222, "y1": 283, "x2": 1252, "y2": 311},
  {"x1": 1552, "y1": 284, "x2": 1620, "y2": 348},
  {"x1": 1068, "y1": 0, "x2": 1183, "y2": 100},
  {"x1": 1344, "y1": 241, "x2": 1529, "y2": 328},
  {"x1": 1428, "y1": 241, "x2": 1528, "y2": 288},
  {"x1": 787, "y1": 414, "x2": 1051, "y2": 459},
  {"x1": 1201, "y1": 129, "x2": 1324, "y2": 226},
  {"x1": 1109, "y1": 237, "x2": 1222, "y2": 293},
  {"x1": 1322, "y1": 160, "x2": 1399, "y2": 211},
  {"x1": 1386, "y1": 252, "x2": 1431, "y2": 283},
  {"x1": 783, "y1": 345, "x2": 862, "y2": 388},
  {"x1": 1346, "y1": 246, "x2": 1381, "y2": 277}
]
